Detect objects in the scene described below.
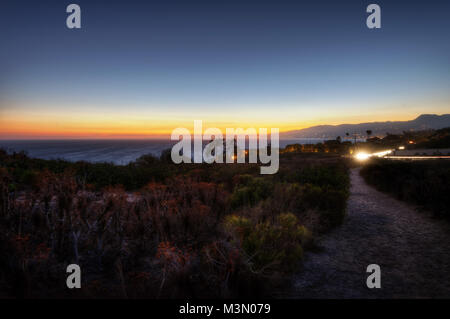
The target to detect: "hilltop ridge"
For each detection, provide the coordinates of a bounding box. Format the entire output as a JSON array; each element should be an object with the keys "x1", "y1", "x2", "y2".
[{"x1": 281, "y1": 114, "x2": 450, "y2": 139}]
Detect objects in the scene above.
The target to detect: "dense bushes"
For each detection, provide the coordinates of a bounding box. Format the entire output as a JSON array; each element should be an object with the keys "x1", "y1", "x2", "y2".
[
  {"x1": 290, "y1": 166, "x2": 350, "y2": 190},
  {"x1": 0, "y1": 149, "x2": 175, "y2": 191},
  {"x1": 413, "y1": 127, "x2": 450, "y2": 149},
  {"x1": 360, "y1": 159, "x2": 450, "y2": 219},
  {"x1": 0, "y1": 149, "x2": 350, "y2": 298},
  {"x1": 230, "y1": 176, "x2": 274, "y2": 208},
  {"x1": 224, "y1": 213, "x2": 311, "y2": 274},
  {"x1": 277, "y1": 163, "x2": 350, "y2": 231}
]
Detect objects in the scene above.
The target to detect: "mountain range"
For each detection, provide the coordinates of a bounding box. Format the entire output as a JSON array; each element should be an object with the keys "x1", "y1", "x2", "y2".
[{"x1": 280, "y1": 114, "x2": 450, "y2": 139}]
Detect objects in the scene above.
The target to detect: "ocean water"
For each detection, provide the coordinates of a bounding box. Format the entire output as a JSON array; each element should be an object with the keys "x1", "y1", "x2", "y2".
[
  {"x1": 0, "y1": 140, "x2": 175, "y2": 165},
  {"x1": 0, "y1": 138, "x2": 326, "y2": 165}
]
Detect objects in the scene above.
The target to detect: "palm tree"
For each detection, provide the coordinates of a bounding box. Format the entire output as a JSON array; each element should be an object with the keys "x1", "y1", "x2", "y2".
[{"x1": 366, "y1": 130, "x2": 372, "y2": 139}]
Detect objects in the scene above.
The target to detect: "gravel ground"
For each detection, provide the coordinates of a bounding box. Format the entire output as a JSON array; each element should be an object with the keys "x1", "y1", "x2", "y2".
[{"x1": 289, "y1": 167, "x2": 450, "y2": 298}]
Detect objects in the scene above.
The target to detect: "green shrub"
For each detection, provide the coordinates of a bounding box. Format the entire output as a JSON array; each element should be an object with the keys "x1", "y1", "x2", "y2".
[
  {"x1": 230, "y1": 176, "x2": 273, "y2": 208},
  {"x1": 300, "y1": 184, "x2": 348, "y2": 229},
  {"x1": 292, "y1": 165, "x2": 350, "y2": 190},
  {"x1": 224, "y1": 213, "x2": 310, "y2": 274}
]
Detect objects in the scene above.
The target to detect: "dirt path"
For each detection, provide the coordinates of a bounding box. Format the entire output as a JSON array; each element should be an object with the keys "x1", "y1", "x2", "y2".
[{"x1": 289, "y1": 167, "x2": 450, "y2": 298}]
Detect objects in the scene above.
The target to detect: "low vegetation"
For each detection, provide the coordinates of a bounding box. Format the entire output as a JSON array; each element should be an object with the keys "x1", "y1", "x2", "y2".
[
  {"x1": 0, "y1": 148, "x2": 349, "y2": 298},
  {"x1": 360, "y1": 158, "x2": 450, "y2": 220}
]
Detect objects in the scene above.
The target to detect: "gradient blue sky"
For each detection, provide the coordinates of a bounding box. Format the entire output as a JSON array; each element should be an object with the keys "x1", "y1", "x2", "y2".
[{"x1": 1, "y1": 0, "x2": 449, "y2": 138}]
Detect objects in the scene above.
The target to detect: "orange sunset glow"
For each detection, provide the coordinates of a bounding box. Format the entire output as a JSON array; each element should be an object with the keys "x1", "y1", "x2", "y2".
[{"x1": 2, "y1": 98, "x2": 449, "y2": 139}]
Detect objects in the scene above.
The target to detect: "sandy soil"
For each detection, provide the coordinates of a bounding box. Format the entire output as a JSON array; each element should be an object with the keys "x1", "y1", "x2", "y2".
[{"x1": 289, "y1": 167, "x2": 450, "y2": 298}]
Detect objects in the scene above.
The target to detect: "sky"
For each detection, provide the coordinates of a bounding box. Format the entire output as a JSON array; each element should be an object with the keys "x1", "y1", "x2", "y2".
[{"x1": 1, "y1": 0, "x2": 450, "y2": 139}]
